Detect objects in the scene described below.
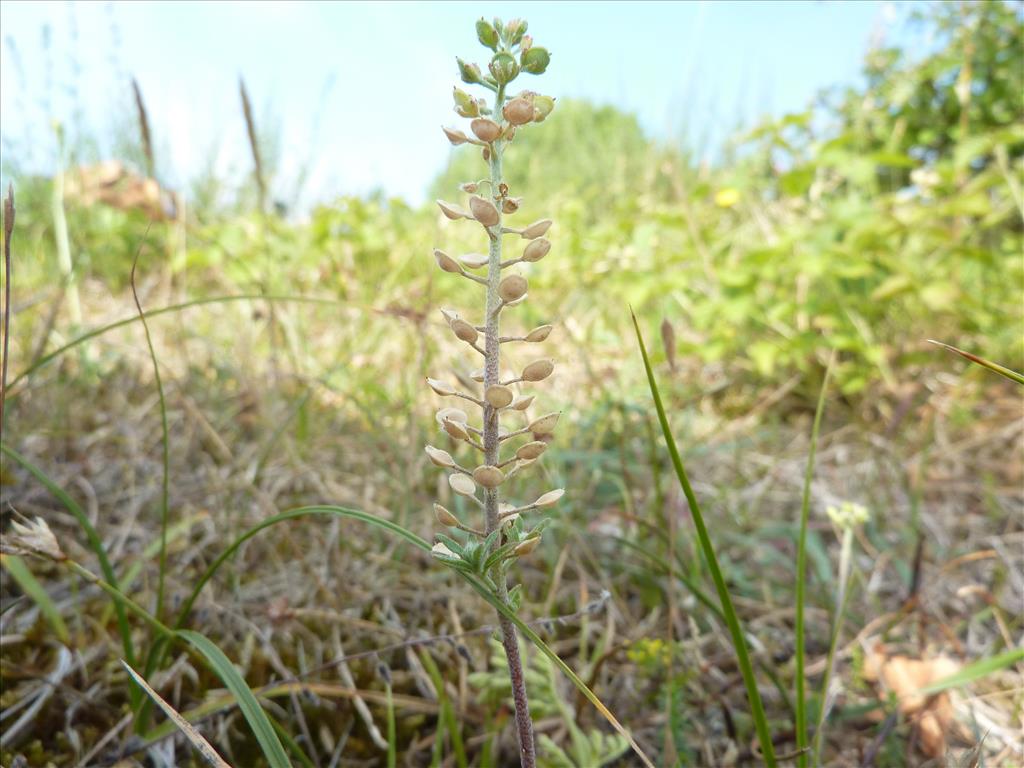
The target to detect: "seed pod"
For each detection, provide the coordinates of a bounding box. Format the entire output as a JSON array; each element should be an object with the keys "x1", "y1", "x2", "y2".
[
  {"x1": 521, "y1": 358, "x2": 554, "y2": 382},
  {"x1": 514, "y1": 536, "x2": 541, "y2": 557},
  {"x1": 510, "y1": 395, "x2": 534, "y2": 410},
  {"x1": 525, "y1": 325, "x2": 552, "y2": 342},
  {"x1": 448, "y1": 473, "x2": 476, "y2": 497},
  {"x1": 434, "y1": 249, "x2": 462, "y2": 273},
  {"x1": 450, "y1": 318, "x2": 478, "y2": 343},
  {"x1": 485, "y1": 385, "x2": 514, "y2": 408},
  {"x1": 426, "y1": 378, "x2": 456, "y2": 396},
  {"x1": 459, "y1": 252, "x2": 489, "y2": 269},
  {"x1": 507, "y1": 457, "x2": 535, "y2": 478},
  {"x1": 489, "y1": 52, "x2": 520, "y2": 84},
  {"x1": 520, "y1": 219, "x2": 552, "y2": 239},
  {"x1": 528, "y1": 412, "x2": 560, "y2": 434},
  {"x1": 516, "y1": 441, "x2": 548, "y2": 460},
  {"x1": 472, "y1": 465, "x2": 505, "y2": 488},
  {"x1": 453, "y1": 86, "x2": 478, "y2": 115},
  {"x1": 434, "y1": 503, "x2": 460, "y2": 527},
  {"x1": 470, "y1": 118, "x2": 502, "y2": 143},
  {"x1": 457, "y1": 57, "x2": 482, "y2": 85},
  {"x1": 498, "y1": 274, "x2": 528, "y2": 303},
  {"x1": 476, "y1": 18, "x2": 499, "y2": 50},
  {"x1": 503, "y1": 97, "x2": 534, "y2": 126},
  {"x1": 532, "y1": 94, "x2": 555, "y2": 122},
  {"x1": 534, "y1": 489, "x2": 564, "y2": 508},
  {"x1": 522, "y1": 238, "x2": 550, "y2": 262},
  {"x1": 460, "y1": 182, "x2": 479, "y2": 193},
  {"x1": 437, "y1": 200, "x2": 469, "y2": 220},
  {"x1": 443, "y1": 418, "x2": 470, "y2": 441},
  {"x1": 502, "y1": 196, "x2": 522, "y2": 214},
  {"x1": 470, "y1": 368, "x2": 485, "y2": 383},
  {"x1": 469, "y1": 195, "x2": 500, "y2": 226},
  {"x1": 425, "y1": 445, "x2": 456, "y2": 468},
  {"x1": 520, "y1": 46, "x2": 550, "y2": 75},
  {"x1": 436, "y1": 407, "x2": 468, "y2": 426},
  {"x1": 442, "y1": 126, "x2": 469, "y2": 145}
]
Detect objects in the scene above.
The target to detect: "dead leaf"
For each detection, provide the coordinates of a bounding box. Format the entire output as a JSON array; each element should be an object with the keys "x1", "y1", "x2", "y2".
[{"x1": 864, "y1": 645, "x2": 960, "y2": 758}]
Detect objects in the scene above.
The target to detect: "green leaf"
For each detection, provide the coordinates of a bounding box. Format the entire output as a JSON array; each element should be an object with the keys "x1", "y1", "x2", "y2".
[
  {"x1": 178, "y1": 629, "x2": 291, "y2": 768},
  {"x1": 919, "y1": 647, "x2": 1024, "y2": 695},
  {"x1": 1, "y1": 554, "x2": 69, "y2": 643}
]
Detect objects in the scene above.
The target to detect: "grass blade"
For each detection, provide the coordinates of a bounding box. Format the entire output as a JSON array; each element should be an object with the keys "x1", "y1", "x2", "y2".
[
  {"x1": 129, "y1": 243, "x2": 171, "y2": 627},
  {"x1": 796, "y1": 353, "x2": 834, "y2": 768},
  {"x1": 1, "y1": 444, "x2": 137, "y2": 670},
  {"x1": 918, "y1": 647, "x2": 1024, "y2": 696},
  {"x1": 928, "y1": 340, "x2": 1024, "y2": 386},
  {"x1": 122, "y1": 660, "x2": 231, "y2": 768},
  {"x1": 178, "y1": 629, "x2": 291, "y2": 768},
  {"x1": 1, "y1": 554, "x2": 70, "y2": 643},
  {"x1": 630, "y1": 310, "x2": 777, "y2": 767}
]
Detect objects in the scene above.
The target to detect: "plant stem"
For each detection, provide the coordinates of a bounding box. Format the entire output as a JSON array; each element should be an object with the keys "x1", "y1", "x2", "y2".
[{"x1": 482, "y1": 82, "x2": 537, "y2": 768}]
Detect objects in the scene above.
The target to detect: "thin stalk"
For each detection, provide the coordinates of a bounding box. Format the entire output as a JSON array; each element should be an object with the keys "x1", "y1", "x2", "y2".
[
  {"x1": 795, "y1": 354, "x2": 834, "y2": 768},
  {"x1": 482, "y1": 82, "x2": 537, "y2": 768},
  {"x1": 2, "y1": 185, "x2": 13, "y2": 437}
]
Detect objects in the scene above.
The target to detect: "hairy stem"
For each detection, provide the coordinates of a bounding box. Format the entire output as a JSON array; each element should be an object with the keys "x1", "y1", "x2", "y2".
[{"x1": 482, "y1": 83, "x2": 537, "y2": 768}]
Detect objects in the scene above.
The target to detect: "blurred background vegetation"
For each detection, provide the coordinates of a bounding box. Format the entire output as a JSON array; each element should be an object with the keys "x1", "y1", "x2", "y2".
[{"x1": 1, "y1": 1, "x2": 1021, "y2": 766}]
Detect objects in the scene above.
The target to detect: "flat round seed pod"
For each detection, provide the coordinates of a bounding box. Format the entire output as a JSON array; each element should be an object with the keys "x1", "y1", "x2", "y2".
[
  {"x1": 434, "y1": 249, "x2": 461, "y2": 273},
  {"x1": 521, "y1": 358, "x2": 554, "y2": 382},
  {"x1": 503, "y1": 97, "x2": 534, "y2": 126},
  {"x1": 436, "y1": 407, "x2": 468, "y2": 426},
  {"x1": 514, "y1": 536, "x2": 541, "y2": 556},
  {"x1": 469, "y1": 195, "x2": 500, "y2": 227},
  {"x1": 437, "y1": 200, "x2": 469, "y2": 220},
  {"x1": 434, "y1": 503, "x2": 460, "y2": 527},
  {"x1": 522, "y1": 238, "x2": 550, "y2": 262},
  {"x1": 450, "y1": 319, "x2": 478, "y2": 343},
  {"x1": 516, "y1": 441, "x2": 548, "y2": 460},
  {"x1": 525, "y1": 325, "x2": 552, "y2": 342},
  {"x1": 520, "y1": 219, "x2": 552, "y2": 239},
  {"x1": 502, "y1": 197, "x2": 522, "y2": 214},
  {"x1": 448, "y1": 473, "x2": 476, "y2": 497},
  {"x1": 510, "y1": 395, "x2": 534, "y2": 410},
  {"x1": 528, "y1": 412, "x2": 560, "y2": 434},
  {"x1": 426, "y1": 378, "x2": 456, "y2": 396},
  {"x1": 459, "y1": 252, "x2": 489, "y2": 269},
  {"x1": 425, "y1": 445, "x2": 456, "y2": 467},
  {"x1": 442, "y1": 127, "x2": 468, "y2": 145},
  {"x1": 485, "y1": 385, "x2": 514, "y2": 408},
  {"x1": 534, "y1": 489, "x2": 564, "y2": 508},
  {"x1": 498, "y1": 274, "x2": 528, "y2": 303},
  {"x1": 472, "y1": 465, "x2": 505, "y2": 488},
  {"x1": 470, "y1": 117, "x2": 501, "y2": 143},
  {"x1": 443, "y1": 419, "x2": 470, "y2": 441},
  {"x1": 470, "y1": 368, "x2": 485, "y2": 383}
]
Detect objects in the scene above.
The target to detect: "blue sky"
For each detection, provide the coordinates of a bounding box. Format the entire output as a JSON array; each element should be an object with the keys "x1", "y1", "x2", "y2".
[{"x1": 1, "y1": 1, "x2": 909, "y2": 207}]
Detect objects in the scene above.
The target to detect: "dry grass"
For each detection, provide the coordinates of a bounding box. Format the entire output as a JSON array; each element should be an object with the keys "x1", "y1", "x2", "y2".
[{"x1": 1, "y1": 277, "x2": 1022, "y2": 767}]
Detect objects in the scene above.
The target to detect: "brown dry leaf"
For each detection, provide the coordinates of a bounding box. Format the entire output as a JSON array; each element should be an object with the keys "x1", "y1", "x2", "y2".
[{"x1": 864, "y1": 645, "x2": 960, "y2": 758}]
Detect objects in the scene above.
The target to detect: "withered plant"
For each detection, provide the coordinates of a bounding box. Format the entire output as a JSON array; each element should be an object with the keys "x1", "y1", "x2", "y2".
[{"x1": 424, "y1": 16, "x2": 558, "y2": 768}]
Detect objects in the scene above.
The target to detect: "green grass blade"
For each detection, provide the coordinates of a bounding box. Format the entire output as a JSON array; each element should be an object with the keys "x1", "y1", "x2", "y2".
[
  {"x1": 129, "y1": 250, "x2": 171, "y2": 626},
  {"x1": 928, "y1": 340, "x2": 1024, "y2": 386},
  {"x1": 9, "y1": 293, "x2": 349, "y2": 392},
  {"x1": 1, "y1": 444, "x2": 137, "y2": 670},
  {"x1": 630, "y1": 310, "x2": 777, "y2": 767},
  {"x1": 919, "y1": 647, "x2": 1024, "y2": 695},
  {"x1": 796, "y1": 353, "x2": 834, "y2": 768},
  {"x1": 178, "y1": 629, "x2": 291, "y2": 768},
  {"x1": 121, "y1": 660, "x2": 231, "y2": 768},
  {"x1": 1, "y1": 554, "x2": 70, "y2": 643}
]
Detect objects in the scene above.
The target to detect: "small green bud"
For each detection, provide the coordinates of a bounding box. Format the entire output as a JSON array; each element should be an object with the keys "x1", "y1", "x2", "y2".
[
  {"x1": 453, "y1": 87, "x2": 479, "y2": 118},
  {"x1": 520, "y1": 46, "x2": 550, "y2": 75},
  {"x1": 505, "y1": 18, "x2": 527, "y2": 46},
  {"x1": 492, "y1": 17, "x2": 504, "y2": 38},
  {"x1": 476, "y1": 18, "x2": 499, "y2": 50},
  {"x1": 532, "y1": 94, "x2": 555, "y2": 122},
  {"x1": 520, "y1": 35, "x2": 533, "y2": 53},
  {"x1": 489, "y1": 52, "x2": 520, "y2": 85},
  {"x1": 457, "y1": 58, "x2": 482, "y2": 85}
]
